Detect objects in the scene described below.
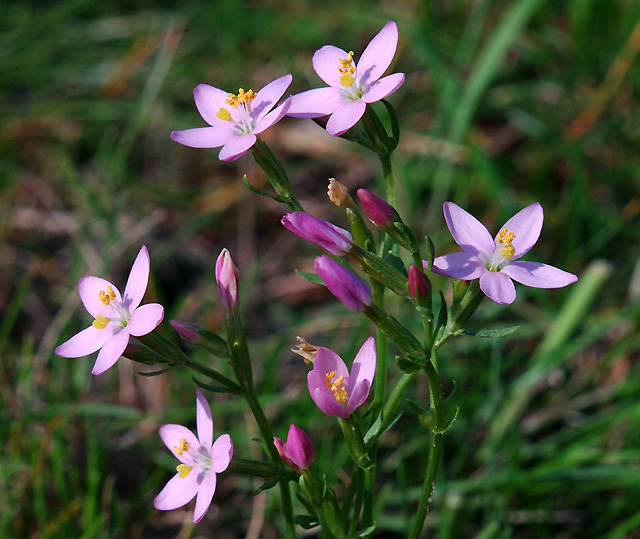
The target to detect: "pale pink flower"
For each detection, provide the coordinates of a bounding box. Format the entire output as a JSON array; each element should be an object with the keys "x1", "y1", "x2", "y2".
[
  {"x1": 171, "y1": 74, "x2": 292, "y2": 161},
  {"x1": 215, "y1": 248, "x2": 239, "y2": 308},
  {"x1": 287, "y1": 21, "x2": 405, "y2": 136},
  {"x1": 431, "y1": 202, "x2": 578, "y2": 305},
  {"x1": 55, "y1": 246, "x2": 164, "y2": 375},
  {"x1": 154, "y1": 390, "x2": 233, "y2": 523},
  {"x1": 307, "y1": 337, "x2": 376, "y2": 418}
]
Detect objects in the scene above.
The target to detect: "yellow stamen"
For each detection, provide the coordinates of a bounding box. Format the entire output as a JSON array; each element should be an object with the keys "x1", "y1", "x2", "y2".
[
  {"x1": 226, "y1": 88, "x2": 257, "y2": 109},
  {"x1": 173, "y1": 438, "x2": 190, "y2": 456},
  {"x1": 339, "y1": 51, "x2": 356, "y2": 87},
  {"x1": 496, "y1": 227, "x2": 516, "y2": 260},
  {"x1": 99, "y1": 286, "x2": 116, "y2": 305},
  {"x1": 216, "y1": 107, "x2": 232, "y2": 121},
  {"x1": 92, "y1": 314, "x2": 110, "y2": 329},
  {"x1": 177, "y1": 464, "x2": 192, "y2": 479},
  {"x1": 325, "y1": 371, "x2": 347, "y2": 403}
]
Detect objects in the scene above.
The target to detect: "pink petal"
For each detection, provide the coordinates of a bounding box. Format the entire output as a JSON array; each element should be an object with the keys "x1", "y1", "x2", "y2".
[
  {"x1": 127, "y1": 303, "x2": 164, "y2": 337},
  {"x1": 314, "y1": 386, "x2": 350, "y2": 418},
  {"x1": 171, "y1": 127, "x2": 235, "y2": 149},
  {"x1": 210, "y1": 434, "x2": 233, "y2": 473},
  {"x1": 159, "y1": 424, "x2": 200, "y2": 462},
  {"x1": 314, "y1": 347, "x2": 349, "y2": 380},
  {"x1": 122, "y1": 246, "x2": 150, "y2": 312},
  {"x1": 362, "y1": 72, "x2": 405, "y2": 103},
  {"x1": 443, "y1": 202, "x2": 494, "y2": 257},
  {"x1": 196, "y1": 390, "x2": 213, "y2": 449},
  {"x1": 193, "y1": 84, "x2": 233, "y2": 127},
  {"x1": 254, "y1": 97, "x2": 291, "y2": 134},
  {"x1": 349, "y1": 337, "x2": 376, "y2": 393},
  {"x1": 193, "y1": 469, "x2": 217, "y2": 523},
  {"x1": 502, "y1": 261, "x2": 578, "y2": 289},
  {"x1": 479, "y1": 272, "x2": 516, "y2": 305},
  {"x1": 356, "y1": 21, "x2": 399, "y2": 87},
  {"x1": 218, "y1": 133, "x2": 257, "y2": 161},
  {"x1": 500, "y1": 203, "x2": 544, "y2": 260},
  {"x1": 287, "y1": 87, "x2": 345, "y2": 117},
  {"x1": 91, "y1": 328, "x2": 130, "y2": 375},
  {"x1": 326, "y1": 100, "x2": 366, "y2": 136},
  {"x1": 346, "y1": 380, "x2": 371, "y2": 416},
  {"x1": 432, "y1": 252, "x2": 486, "y2": 280},
  {"x1": 313, "y1": 45, "x2": 351, "y2": 87},
  {"x1": 154, "y1": 470, "x2": 201, "y2": 511},
  {"x1": 55, "y1": 325, "x2": 117, "y2": 358},
  {"x1": 78, "y1": 277, "x2": 121, "y2": 319},
  {"x1": 252, "y1": 74, "x2": 292, "y2": 123}
]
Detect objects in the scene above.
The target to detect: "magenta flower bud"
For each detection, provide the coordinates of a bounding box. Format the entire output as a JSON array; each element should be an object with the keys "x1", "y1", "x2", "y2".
[
  {"x1": 281, "y1": 212, "x2": 353, "y2": 256},
  {"x1": 357, "y1": 189, "x2": 399, "y2": 228},
  {"x1": 170, "y1": 320, "x2": 201, "y2": 342},
  {"x1": 408, "y1": 264, "x2": 431, "y2": 301},
  {"x1": 273, "y1": 424, "x2": 315, "y2": 474},
  {"x1": 215, "y1": 248, "x2": 239, "y2": 308},
  {"x1": 314, "y1": 255, "x2": 372, "y2": 312}
]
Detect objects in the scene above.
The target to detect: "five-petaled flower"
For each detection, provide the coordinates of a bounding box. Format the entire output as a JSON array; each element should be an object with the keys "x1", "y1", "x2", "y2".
[
  {"x1": 430, "y1": 202, "x2": 578, "y2": 305},
  {"x1": 307, "y1": 337, "x2": 376, "y2": 418},
  {"x1": 287, "y1": 21, "x2": 405, "y2": 136},
  {"x1": 154, "y1": 390, "x2": 233, "y2": 523},
  {"x1": 171, "y1": 74, "x2": 293, "y2": 161},
  {"x1": 55, "y1": 246, "x2": 164, "y2": 375}
]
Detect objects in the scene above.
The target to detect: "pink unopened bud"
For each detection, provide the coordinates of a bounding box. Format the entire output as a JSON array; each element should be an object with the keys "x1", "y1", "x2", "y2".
[
  {"x1": 357, "y1": 189, "x2": 399, "y2": 228},
  {"x1": 408, "y1": 264, "x2": 431, "y2": 301},
  {"x1": 273, "y1": 424, "x2": 315, "y2": 473},
  {"x1": 169, "y1": 320, "x2": 201, "y2": 342},
  {"x1": 314, "y1": 255, "x2": 372, "y2": 312},
  {"x1": 215, "y1": 248, "x2": 239, "y2": 308},
  {"x1": 281, "y1": 212, "x2": 353, "y2": 256}
]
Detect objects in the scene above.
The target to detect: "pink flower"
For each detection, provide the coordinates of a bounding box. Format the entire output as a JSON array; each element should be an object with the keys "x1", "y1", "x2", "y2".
[
  {"x1": 281, "y1": 212, "x2": 353, "y2": 256},
  {"x1": 215, "y1": 248, "x2": 239, "y2": 308},
  {"x1": 55, "y1": 246, "x2": 164, "y2": 375},
  {"x1": 287, "y1": 21, "x2": 404, "y2": 136},
  {"x1": 154, "y1": 390, "x2": 233, "y2": 523},
  {"x1": 431, "y1": 202, "x2": 578, "y2": 305},
  {"x1": 273, "y1": 424, "x2": 315, "y2": 474},
  {"x1": 307, "y1": 337, "x2": 376, "y2": 418},
  {"x1": 314, "y1": 255, "x2": 372, "y2": 312},
  {"x1": 171, "y1": 74, "x2": 293, "y2": 161},
  {"x1": 357, "y1": 188, "x2": 399, "y2": 228}
]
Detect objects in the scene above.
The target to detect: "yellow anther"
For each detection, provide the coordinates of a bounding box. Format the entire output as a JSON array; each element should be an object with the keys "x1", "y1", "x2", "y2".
[
  {"x1": 225, "y1": 88, "x2": 257, "y2": 109},
  {"x1": 496, "y1": 227, "x2": 516, "y2": 260},
  {"x1": 216, "y1": 107, "x2": 232, "y2": 121},
  {"x1": 99, "y1": 286, "x2": 116, "y2": 305},
  {"x1": 177, "y1": 464, "x2": 192, "y2": 479},
  {"x1": 325, "y1": 371, "x2": 347, "y2": 403},
  {"x1": 173, "y1": 438, "x2": 190, "y2": 456},
  {"x1": 325, "y1": 371, "x2": 337, "y2": 388},
  {"x1": 92, "y1": 314, "x2": 110, "y2": 330},
  {"x1": 338, "y1": 51, "x2": 356, "y2": 87}
]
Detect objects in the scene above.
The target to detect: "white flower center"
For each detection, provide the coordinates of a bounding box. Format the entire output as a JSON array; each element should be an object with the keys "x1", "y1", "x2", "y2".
[
  {"x1": 216, "y1": 88, "x2": 258, "y2": 135},
  {"x1": 173, "y1": 438, "x2": 212, "y2": 478},
  {"x1": 483, "y1": 227, "x2": 516, "y2": 272}
]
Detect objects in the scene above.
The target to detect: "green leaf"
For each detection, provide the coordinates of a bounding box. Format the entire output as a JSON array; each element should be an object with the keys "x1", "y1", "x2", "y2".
[
  {"x1": 295, "y1": 270, "x2": 324, "y2": 286},
  {"x1": 192, "y1": 377, "x2": 242, "y2": 394},
  {"x1": 294, "y1": 514, "x2": 319, "y2": 529},
  {"x1": 457, "y1": 325, "x2": 520, "y2": 338},
  {"x1": 396, "y1": 355, "x2": 424, "y2": 374},
  {"x1": 424, "y1": 235, "x2": 436, "y2": 269},
  {"x1": 406, "y1": 399, "x2": 435, "y2": 430},
  {"x1": 364, "y1": 410, "x2": 402, "y2": 447},
  {"x1": 358, "y1": 524, "x2": 377, "y2": 536},
  {"x1": 435, "y1": 291, "x2": 448, "y2": 338},
  {"x1": 382, "y1": 251, "x2": 407, "y2": 277},
  {"x1": 137, "y1": 366, "x2": 176, "y2": 377},
  {"x1": 253, "y1": 475, "x2": 280, "y2": 495}
]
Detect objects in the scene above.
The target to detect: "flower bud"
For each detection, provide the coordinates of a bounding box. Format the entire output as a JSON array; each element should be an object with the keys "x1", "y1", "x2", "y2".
[
  {"x1": 357, "y1": 189, "x2": 400, "y2": 228},
  {"x1": 273, "y1": 424, "x2": 315, "y2": 474},
  {"x1": 314, "y1": 255, "x2": 372, "y2": 312},
  {"x1": 169, "y1": 320, "x2": 201, "y2": 342},
  {"x1": 281, "y1": 212, "x2": 353, "y2": 256},
  {"x1": 408, "y1": 264, "x2": 431, "y2": 302},
  {"x1": 216, "y1": 248, "x2": 239, "y2": 308},
  {"x1": 327, "y1": 179, "x2": 354, "y2": 208}
]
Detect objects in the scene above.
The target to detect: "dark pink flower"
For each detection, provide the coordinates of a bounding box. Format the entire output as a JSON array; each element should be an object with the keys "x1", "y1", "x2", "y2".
[
  {"x1": 273, "y1": 424, "x2": 315, "y2": 473},
  {"x1": 281, "y1": 212, "x2": 353, "y2": 256},
  {"x1": 314, "y1": 255, "x2": 372, "y2": 312}
]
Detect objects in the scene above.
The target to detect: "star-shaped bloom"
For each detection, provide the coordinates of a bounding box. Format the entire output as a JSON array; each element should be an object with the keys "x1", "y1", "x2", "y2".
[
  {"x1": 307, "y1": 337, "x2": 376, "y2": 418},
  {"x1": 171, "y1": 74, "x2": 293, "y2": 161},
  {"x1": 287, "y1": 21, "x2": 404, "y2": 136},
  {"x1": 55, "y1": 246, "x2": 164, "y2": 375},
  {"x1": 431, "y1": 202, "x2": 578, "y2": 305},
  {"x1": 154, "y1": 390, "x2": 233, "y2": 523}
]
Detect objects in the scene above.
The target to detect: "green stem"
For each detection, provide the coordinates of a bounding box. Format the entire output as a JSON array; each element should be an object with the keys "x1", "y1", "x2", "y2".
[
  {"x1": 371, "y1": 283, "x2": 388, "y2": 411},
  {"x1": 227, "y1": 458, "x2": 279, "y2": 478},
  {"x1": 377, "y1": 372, "x2": 417, "y2": 439},
  {"x1": 243, "y1": 387, "x2": 279, "y2": 462},
  {"x1": 279, "y1": 479, "x2": 297, "y2": 539},
  {"x1": 379, "y1": 152, "x2": 396, "y2": 208},
  {"x1": 184, "y1": 358, "x2": 242, "y2": 392}
]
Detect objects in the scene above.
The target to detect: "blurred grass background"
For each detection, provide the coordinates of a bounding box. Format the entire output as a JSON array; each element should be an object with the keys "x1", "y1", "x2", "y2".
[{"x1": 2, "y1": 0, "x2": 640, "y2": 537}]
